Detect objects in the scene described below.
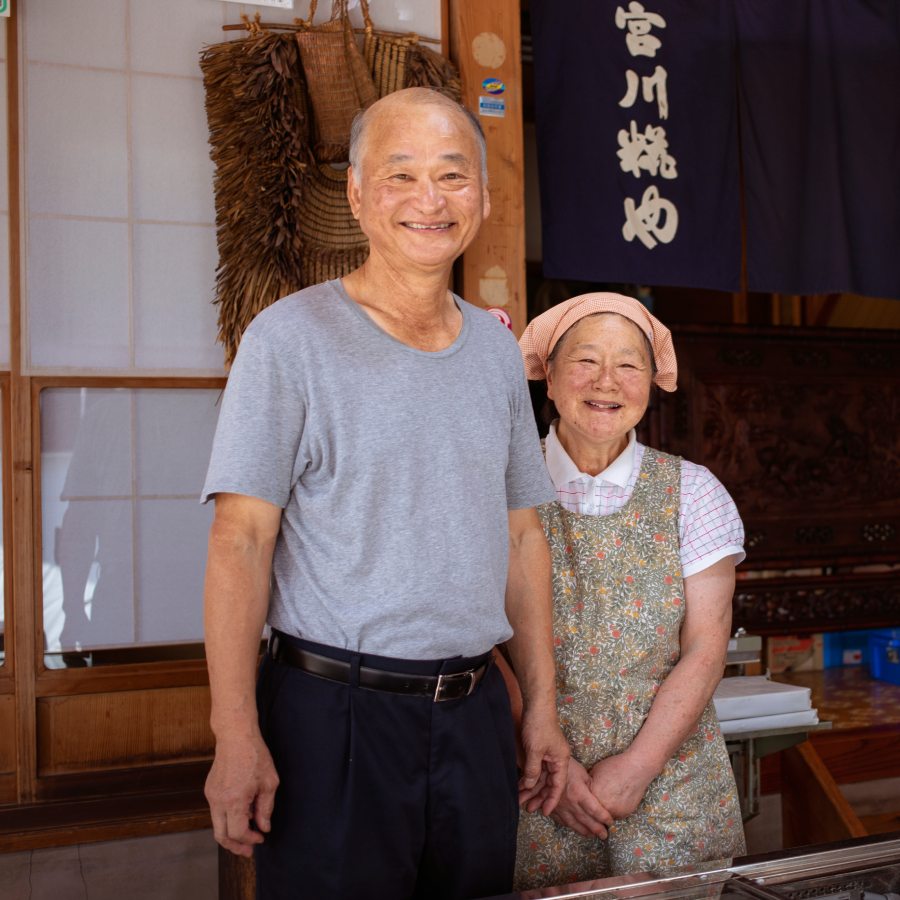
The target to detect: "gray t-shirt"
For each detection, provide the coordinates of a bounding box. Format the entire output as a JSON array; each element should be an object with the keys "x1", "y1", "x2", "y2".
[{"x1": 202, "y1": 279, "x2": 555, "y2": 659}]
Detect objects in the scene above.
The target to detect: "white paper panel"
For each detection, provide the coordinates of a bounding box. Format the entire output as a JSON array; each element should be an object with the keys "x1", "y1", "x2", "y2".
[
  {"x1": 25, "y1": 0, "x2": 126, "y2": 70},
  {"x1": 26, "y1": 65, "x2": 129, "y2": 219},
  {"x1": 131, "y1": 75, "x2": 216, "y2": 223},
  {"x1": 27, "y1": 219, "x2": 131, "y2": 369},
  {"x1": 130, "y1": 0, "x2": 225, "y2": 78},
  {"x1": 133, "y1": 224, "x2": 222, "y2": 371},
  {"x1": 0, "y1": 58, "x2": 8, "y2": 214}
]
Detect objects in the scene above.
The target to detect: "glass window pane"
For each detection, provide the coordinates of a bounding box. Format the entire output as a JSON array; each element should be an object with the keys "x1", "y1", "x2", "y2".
[
  {"x1": 41, "y1": 387, "x2": 219, "y2": 666},
  {"x1": 0, "y1": 384, "x2": 5, "y2": 665}
]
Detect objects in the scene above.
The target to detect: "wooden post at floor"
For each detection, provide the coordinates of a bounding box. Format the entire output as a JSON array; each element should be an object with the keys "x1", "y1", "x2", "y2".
[
  {"x1": 219, "y1": 847, "x2": 255, "y2": 900},
  {"x1": 780, "y1": 741, "x2": 867, "y2": 849},
  {"x1": 449, "y1": 0, "x2": 527, "y2": 334}
]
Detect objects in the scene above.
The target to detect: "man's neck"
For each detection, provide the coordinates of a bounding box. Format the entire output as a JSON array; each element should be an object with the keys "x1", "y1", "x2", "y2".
[{"x1": 342, "y1": 258, "x2": 461, "y2": 352}]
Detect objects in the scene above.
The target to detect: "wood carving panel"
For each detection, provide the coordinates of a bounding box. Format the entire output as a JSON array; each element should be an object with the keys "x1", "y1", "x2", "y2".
[
  {"x1": 733, "y1": 575, "x2": 900, "y2": 633},
  {"x1": 654, "y1": 326, "x2": 900, "y2": 567}
]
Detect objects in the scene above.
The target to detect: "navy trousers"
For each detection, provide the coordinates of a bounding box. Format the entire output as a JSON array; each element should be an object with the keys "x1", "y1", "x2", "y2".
[{"x1": 255, "y1": 637, "x2": 520, "y2": 900}]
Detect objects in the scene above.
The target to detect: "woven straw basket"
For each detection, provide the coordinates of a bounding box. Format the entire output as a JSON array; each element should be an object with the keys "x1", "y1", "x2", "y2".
[
  {"x1": 298, "y1": 162, "x2": 369, "y2": 283},
  {"x1": 295, "y1": 0, "x2": 377, "y2": 162}
]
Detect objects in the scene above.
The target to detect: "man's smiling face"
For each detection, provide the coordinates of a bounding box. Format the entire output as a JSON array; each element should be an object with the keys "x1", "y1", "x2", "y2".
[{"x1": 347, "y1": 95, "x2": 490, "y2": 275}]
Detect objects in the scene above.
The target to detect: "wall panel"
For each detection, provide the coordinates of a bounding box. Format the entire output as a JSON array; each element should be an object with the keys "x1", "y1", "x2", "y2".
[
  {"x1": 0, "y1": 693, "x2": 15, "y2": 774},
  {"x1": 36, "y1": 686, "x2": 213, "y2": 775}
]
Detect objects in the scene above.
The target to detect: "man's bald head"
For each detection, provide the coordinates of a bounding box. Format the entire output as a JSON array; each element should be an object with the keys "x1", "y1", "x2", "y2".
[{"x1": 348, "y1": 88, "x2": 488, "y2": 184}]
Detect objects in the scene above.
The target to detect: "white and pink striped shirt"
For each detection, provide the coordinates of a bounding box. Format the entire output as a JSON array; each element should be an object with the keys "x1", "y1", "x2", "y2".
[{"x1": 545, "y1": 424, "x2": 745, "y2": 577}]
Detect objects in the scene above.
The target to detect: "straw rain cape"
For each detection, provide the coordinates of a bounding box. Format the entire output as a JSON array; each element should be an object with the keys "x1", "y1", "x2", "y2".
[{"x1": 200, "y1": 29, "x2": 312, "y2": 363}]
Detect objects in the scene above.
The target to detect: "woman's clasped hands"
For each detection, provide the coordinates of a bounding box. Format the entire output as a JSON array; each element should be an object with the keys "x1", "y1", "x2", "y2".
[{"x1": 525, "y1": 748, "x2": 657, "y2": 838}]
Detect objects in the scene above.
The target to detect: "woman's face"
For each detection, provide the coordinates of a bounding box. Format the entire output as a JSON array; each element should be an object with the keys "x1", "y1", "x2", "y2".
[{"x1": 547, "y1": 313, "x2": 653, "y2": 458}]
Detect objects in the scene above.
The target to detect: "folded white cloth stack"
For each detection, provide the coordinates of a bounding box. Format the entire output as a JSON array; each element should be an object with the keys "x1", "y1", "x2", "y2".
[{"x1": 714, "y1": 675, "x2": 819, "y2": 735}]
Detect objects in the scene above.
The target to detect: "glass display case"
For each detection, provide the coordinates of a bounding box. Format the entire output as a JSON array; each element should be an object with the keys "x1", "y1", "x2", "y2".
[{"x1": 482, "y1": 833, "x2": 900, "y2": 900}]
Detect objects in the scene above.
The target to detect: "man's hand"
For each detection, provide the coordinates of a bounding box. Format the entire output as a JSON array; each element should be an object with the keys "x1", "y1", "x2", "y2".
[
  {"x1": 535, "y1": 758, "x2": 613, "y2": 837},
  {"x1": 504, "y1": 508, "x2": 569, "y2": 815},
  {"x1": 588, "y1": 751, "x2": 655, "y2": 821},
  {"x1": 517, "y1": 704, "x2": 571, "y2": 816},
  {"x1": 205, "y1": 733, "x2": 280, "y2": 857}
]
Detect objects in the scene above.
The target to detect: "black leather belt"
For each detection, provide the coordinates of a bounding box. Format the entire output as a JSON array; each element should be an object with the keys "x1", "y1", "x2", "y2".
[{"x1": 268, "y1": 632, "x2": 491, "y2": 703}]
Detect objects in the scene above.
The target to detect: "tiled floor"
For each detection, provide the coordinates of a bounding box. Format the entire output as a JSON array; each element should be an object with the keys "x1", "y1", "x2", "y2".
[{"x1": 0, "y1": 830, "x2": 217, "y2": 900}]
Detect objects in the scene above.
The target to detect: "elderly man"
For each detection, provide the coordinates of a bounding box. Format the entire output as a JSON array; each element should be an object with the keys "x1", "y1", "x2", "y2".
[{"x1": 201, "y1": 87, "x2": 568, "y2": 900}]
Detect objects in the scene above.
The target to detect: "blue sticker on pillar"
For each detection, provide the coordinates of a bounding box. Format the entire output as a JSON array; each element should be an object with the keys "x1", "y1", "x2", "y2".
[{"x1": 482, "y1": 78, "x2": 506, "y2": 95}]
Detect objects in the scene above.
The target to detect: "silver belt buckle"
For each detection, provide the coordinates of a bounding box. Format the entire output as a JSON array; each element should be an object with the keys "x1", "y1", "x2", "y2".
[{"x1": 433, "y1": 669, "x2": 476, "y2": 702}]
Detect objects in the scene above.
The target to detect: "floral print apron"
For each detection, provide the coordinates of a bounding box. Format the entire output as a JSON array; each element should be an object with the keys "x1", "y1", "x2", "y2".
[{"x1": 515, "y1": 449, "x2": 745, "y2": 890}]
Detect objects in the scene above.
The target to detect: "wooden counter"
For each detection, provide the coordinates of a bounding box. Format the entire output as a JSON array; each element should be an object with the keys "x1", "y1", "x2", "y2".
[{"x1": 763, "y1": 667, "x2": 900, "y2": 788}]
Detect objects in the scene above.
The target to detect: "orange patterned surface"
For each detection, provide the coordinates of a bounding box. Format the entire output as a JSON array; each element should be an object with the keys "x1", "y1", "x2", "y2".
[{"x1": 773, "y1": 667, "x2": 900, "y2": 730}]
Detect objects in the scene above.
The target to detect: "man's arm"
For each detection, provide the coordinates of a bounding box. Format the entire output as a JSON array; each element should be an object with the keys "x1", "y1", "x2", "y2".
[
  {"x1": 495, "y1": 651, "x2": 612, "y2": 836},
  {"x1": 204, "y1": 492, "x2": 283, "y2": 857},
  {"x1": 503, "y1": 507, "x2": 570, "y2": 815}
]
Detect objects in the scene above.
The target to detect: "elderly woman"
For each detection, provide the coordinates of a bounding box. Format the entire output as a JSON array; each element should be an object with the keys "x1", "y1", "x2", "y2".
[{"x1": 506, "y1": 293, "x2": 746, "y2": 890}]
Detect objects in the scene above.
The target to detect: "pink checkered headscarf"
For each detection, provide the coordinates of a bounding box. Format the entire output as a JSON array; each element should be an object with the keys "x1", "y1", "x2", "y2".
[{"x1": 519, "y1": 292, "x2": 677, "y2": 391}]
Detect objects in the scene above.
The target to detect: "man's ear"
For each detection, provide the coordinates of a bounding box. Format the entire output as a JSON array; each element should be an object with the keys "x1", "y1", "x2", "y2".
[
  {"x1": 482, "y1": 182, "x2": 491, "y2": 220},
  {"x1": 347, "y1": 166, "x2": 362, "y2": 220}
]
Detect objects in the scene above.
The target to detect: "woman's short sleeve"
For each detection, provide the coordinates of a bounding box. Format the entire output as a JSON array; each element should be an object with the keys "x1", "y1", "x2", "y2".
[{"x1": 678, "y1": 461, "x2": 746, "y2": 577}]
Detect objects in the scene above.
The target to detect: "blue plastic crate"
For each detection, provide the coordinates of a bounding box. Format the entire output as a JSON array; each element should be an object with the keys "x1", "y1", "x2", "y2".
[
  {"x1": 868, "y1": 630, "x2": 900, "y2": 686},
  {"x1": 823, "y1": 629, "x2": 876, "y2": 667}
]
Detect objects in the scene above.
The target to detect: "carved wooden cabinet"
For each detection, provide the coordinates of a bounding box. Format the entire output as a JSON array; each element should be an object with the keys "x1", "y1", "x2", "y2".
[{"x1": 647, "y1": 325, "x2": 900, "y2": 634}]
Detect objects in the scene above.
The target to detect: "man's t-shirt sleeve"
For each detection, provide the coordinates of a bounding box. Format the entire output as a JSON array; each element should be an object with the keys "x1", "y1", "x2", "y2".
[
  {"x1": 504, "y1": 346, "x2": 556, "y2": 510},
  {"x1": 201, "y1": 325, "x2": 306, "y2": 508}
]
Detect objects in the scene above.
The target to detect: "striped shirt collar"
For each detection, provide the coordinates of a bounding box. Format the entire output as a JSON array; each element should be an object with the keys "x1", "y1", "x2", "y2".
[{"x1": 545, "y1": 422, "x2": 638, "y2": 490}]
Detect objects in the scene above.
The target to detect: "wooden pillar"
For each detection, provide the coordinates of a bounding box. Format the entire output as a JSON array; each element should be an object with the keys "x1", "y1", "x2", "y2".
[
  {"x1": 731, "y1": 292, "x2": 748, "y2": 325},
  {"x1": 771, "y1": 293, "x2": 803, "y2": 326},
  {"x1": 781, "y1": 742, "x2": 867, "y2": 848},
  {"x1": 449, "y1": 0, "x2": 527, "y2": 334},
  {"x1": 218, "y1": 847, "x2": 255, "y2": 900},
  {"x1": 6, "y1": 0, "x2": 40, "y2": 808}
]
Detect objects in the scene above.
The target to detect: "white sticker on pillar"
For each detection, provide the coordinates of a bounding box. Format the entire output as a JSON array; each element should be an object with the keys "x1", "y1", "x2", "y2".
[
  {"x1": 478, "y1": 96, "x2": 506, "y2": 118},
  {"x1": 472, "y1": 32, "x2": 507, "y2": 68},
  {"x1": 479, "y1": 265, "x2": 510, "y2": 308}
]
